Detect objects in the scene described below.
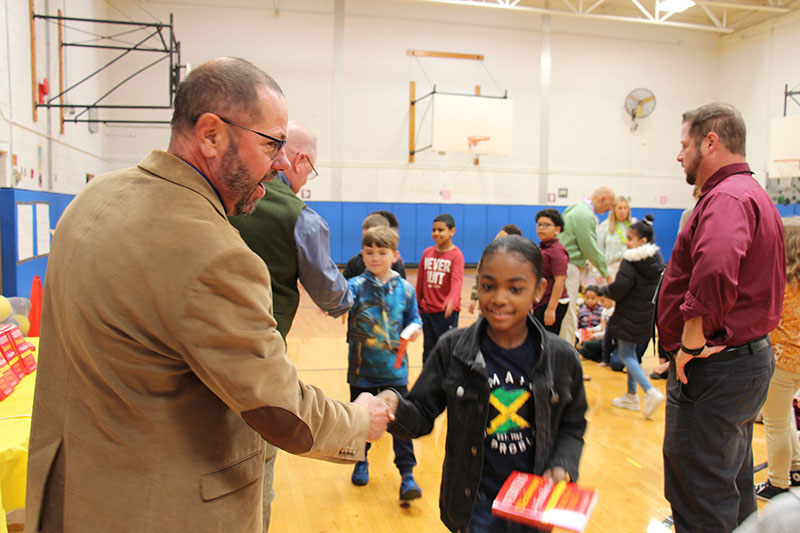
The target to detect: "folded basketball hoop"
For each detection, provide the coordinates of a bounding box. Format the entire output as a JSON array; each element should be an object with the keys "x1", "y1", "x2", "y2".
[
  {"x1": 467, "y1": 135, "x2": 491, "y2": 153},
  {"x1": 468, "y1": 136, "x2": 491, "y2": 166}
]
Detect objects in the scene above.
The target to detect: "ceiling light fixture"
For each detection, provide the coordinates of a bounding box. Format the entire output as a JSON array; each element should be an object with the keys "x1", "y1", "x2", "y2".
[{"x1": 659, "y1": 0, "x2": 695, "y2": 13}]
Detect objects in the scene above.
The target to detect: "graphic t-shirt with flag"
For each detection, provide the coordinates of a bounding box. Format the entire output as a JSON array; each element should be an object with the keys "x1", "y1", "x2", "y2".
[{"x1": 479, "y1": 330, "x2": 538, "y2": 500}]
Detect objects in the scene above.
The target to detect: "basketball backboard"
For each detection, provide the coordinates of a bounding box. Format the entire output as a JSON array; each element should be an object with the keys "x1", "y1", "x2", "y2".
[
  {"x1": 769, "y1": 115, "x2": 800, "y2": 178},
  {"x1": 431, "y1": 93, "x2": 513, "y2": 155}
]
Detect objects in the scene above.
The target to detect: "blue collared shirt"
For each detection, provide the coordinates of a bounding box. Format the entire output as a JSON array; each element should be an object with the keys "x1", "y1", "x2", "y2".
[{"x1": 280, "y1": 173, "x2": 353, "y2": 317}]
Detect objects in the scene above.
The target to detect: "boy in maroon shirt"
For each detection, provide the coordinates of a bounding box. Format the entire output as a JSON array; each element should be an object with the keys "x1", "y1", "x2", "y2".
[
  {"x1": 416, "y1": 214, "x2": 465, "y2": 362},
  {"x1": 533, "y1": 209, "x2": 569, "y2": 334}
]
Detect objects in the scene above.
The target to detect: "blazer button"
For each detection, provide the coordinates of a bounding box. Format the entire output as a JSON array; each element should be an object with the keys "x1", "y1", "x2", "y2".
[
  {"x1": 471, "y1": 446, "x2": 477, "y2": 456},
  {"x1": 456, "y1": 386, "x2": 464, "y2": 397}
]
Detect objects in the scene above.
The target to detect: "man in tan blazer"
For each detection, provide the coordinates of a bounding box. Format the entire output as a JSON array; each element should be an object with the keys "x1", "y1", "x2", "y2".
[{"x1": 25, "y1": 58, "x2": 391, "y2": 532}]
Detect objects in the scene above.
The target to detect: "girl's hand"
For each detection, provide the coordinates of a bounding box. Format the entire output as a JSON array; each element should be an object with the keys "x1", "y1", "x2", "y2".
[
  {"x1": 543, "y1": 467, "x2": 567, "y2": 483},
  {"x1": 377, "y1": 389, "x2": 399, "y2": 414},
  {"x1": 544, "y1": 309, "x2": 556, "y2": 326},
  {"x1": 409, "y1": 330, "x2": 421, "y2": 342}
]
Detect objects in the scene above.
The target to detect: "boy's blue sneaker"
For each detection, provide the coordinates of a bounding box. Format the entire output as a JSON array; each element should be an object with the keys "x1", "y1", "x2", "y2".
[
  {"x1": 351, "y1": 461, "x2": 369, "y2": 486},
  {"x1": 399, "y1": 474, "x2": 422, "y2": 502}
]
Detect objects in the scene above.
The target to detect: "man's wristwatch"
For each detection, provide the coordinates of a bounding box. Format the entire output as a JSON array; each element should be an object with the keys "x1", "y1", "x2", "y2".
[{"x1": 680, "y1": 344, "x2": 705, "y2": 356}]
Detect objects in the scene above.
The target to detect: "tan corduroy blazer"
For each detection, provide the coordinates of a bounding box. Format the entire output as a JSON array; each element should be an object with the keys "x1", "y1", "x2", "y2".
[{"x1": 25, "y1": 151, "x2": 368, "y2": 532}]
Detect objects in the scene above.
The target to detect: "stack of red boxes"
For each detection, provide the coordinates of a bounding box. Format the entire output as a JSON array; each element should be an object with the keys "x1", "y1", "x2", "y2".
[{"x1": 0, "y1": 324, "x2": 37, "y2": 400}]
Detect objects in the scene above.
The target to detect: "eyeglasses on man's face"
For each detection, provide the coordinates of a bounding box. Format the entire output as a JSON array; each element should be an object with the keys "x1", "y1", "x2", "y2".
[
  {"x1": 303, "y1": 154, "x2": 319, "y2": 180},
  {"x1": 192, "y1": 114, "x2": 287, "y2": 159},
  {"x1": 537, "y1": 222, "x2": 555, "y2": 229}
]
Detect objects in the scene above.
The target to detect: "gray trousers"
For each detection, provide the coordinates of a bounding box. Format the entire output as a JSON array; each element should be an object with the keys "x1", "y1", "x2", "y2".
[
  {"x1": 663, "y1": 345, "x2": 774, "y2": 533},
  {"x1": 559, "y1": 263, "x2": 581, "y2": 345},
  {"x1": 262, "y1": 444, "x2": 277, "y2": 532}
]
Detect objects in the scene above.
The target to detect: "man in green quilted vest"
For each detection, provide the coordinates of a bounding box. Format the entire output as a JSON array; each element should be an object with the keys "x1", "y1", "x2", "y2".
[{"x1": 229, "y1": 121, "x2": 352, "y2": 532}]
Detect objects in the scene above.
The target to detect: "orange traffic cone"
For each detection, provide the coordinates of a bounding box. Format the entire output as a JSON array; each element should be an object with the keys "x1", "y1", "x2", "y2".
[{"x1": 28, "y1": 275, "x2": 43, "y2": 337}]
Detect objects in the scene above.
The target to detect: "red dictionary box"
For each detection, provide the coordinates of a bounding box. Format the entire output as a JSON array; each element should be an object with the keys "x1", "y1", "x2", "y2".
[
  {"x1": 577, "y1": 328, "x2": 594, "y2": 344},
  {"x1": 1, "y1": 336, "x2": 26, "y2": 380},
  {"x1": 394, "y1": 323, "x2": 422, "y2": 369},
  {"x1": 492, "y1": 471, "x2": 598, "y2": 532},
  {"x1": 15, "y1": 340, "x2": 37, "y2": 374},
  {"x1": 0, "y1": 323, "x2": 37, "y2": 376},
  {"x1": 0, "y1": 354, "x2": 20, "y2": 400}
]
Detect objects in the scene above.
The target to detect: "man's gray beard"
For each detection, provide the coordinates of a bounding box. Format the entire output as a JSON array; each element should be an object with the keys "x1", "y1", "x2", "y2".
[{"x1": 219, "y1": 142, "x2": 275, "y2": 216}]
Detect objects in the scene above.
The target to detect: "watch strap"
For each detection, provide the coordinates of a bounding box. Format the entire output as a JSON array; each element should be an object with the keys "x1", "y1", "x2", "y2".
[{"x1": 680, "y1": 344, "x2": 705, "y2": 356}]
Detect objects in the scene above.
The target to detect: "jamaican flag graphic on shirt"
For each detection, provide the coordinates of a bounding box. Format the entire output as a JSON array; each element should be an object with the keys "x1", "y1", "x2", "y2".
[
  {"x1": 488, "y1": 387, "x2": 531, "y2": 436},
  {"x1": 485, "y1": 372, "x2": 535, "y2": 456}
]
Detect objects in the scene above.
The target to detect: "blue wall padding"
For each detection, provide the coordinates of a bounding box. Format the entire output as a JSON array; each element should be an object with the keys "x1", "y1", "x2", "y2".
[
  {"x1": 776, "y1": 204, "x2": 800, "y2": 217},
  {"x1": 3, "y1": 193, "x2": 795, "y2": 299},
  {"x1": 306, "y1": 201, "x2": 688, "y2": 266},
  {"x1": 0, "y1": 188, "x2": 75, "y2": 297}
]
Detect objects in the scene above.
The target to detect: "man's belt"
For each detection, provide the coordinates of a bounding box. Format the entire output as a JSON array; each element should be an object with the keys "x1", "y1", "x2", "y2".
[{"x1": 665, "y1": 336, "x2": 770, "y2": 363}]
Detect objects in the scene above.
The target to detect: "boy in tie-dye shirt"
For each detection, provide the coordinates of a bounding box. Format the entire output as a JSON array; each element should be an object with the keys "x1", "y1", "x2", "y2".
[{"x1": 346, "y1": 226, "x2": 422, "y2": 501}]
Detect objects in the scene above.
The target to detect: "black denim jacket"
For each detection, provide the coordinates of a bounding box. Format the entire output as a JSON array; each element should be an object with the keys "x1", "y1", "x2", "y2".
[{"x1": 388, "y1": 315, "x2": 588, "y2": 532}]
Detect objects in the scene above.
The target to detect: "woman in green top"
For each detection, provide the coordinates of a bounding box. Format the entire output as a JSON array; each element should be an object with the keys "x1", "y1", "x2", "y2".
[{"x1": 597, "y1": 196, "x2": 635, "y2": 280}]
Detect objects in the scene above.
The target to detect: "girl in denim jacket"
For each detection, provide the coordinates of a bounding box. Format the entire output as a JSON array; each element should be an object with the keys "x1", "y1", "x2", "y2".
[{"x1": 381, "y1": 236, "x2": 587, "y2": 533}]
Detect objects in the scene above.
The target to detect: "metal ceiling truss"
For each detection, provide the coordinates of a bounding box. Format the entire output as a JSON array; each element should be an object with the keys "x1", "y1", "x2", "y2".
[
  {"x1": 420, "y1": 0, "x2": 792, "y2": 33},
  {"x1": 31, "y1": 11, "x2": 184, "y2": 126}
]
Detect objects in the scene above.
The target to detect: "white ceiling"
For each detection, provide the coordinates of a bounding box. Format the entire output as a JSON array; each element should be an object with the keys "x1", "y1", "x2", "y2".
[
  {"x1": 414, "y1": 0, "x2": 800, "y2": 33},
  {"x1": 139, "y1": 0, "x2": 800, "y2": 33}
]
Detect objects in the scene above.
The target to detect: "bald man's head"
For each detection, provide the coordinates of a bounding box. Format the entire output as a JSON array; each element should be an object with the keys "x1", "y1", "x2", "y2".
[
  {"x1": 591, "y1": 186, "x2": 615, "y2": 215},
  {"x1": 283, "y1": 121, "x2": 318, "y2": 194},
  {"x1": 287, "y1": 122, "x2": 316, "y2": 157}
]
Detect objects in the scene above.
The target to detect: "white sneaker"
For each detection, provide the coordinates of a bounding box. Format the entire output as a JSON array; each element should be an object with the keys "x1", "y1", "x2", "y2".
[
  {"x1": 612, "y1": 394, "x2": 639, "y2": 411},
  {"x1": 643, "y1": 388, "x2": 665, "y2": 419}
]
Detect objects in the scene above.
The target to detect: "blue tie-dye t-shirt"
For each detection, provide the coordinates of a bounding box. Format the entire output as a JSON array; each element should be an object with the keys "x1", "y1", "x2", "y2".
[{"x1": 347, "y1": 270, "x2": 422, "y2": 387}]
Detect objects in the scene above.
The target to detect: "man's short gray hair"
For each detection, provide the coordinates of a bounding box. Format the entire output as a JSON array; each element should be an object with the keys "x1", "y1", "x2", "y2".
[{"x1": 170, "y1": 57, "x2": 283, "y2": 137}]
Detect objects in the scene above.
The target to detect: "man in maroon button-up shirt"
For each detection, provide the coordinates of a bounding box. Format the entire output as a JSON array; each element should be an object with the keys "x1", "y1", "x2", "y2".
[{"x1": 657, "y1": 103, "x2": 785, "y2": 533}]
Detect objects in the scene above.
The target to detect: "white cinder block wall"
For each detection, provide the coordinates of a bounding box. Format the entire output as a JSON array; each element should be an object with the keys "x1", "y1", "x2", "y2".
[
  {"x1": 2, "y1": 0, "x2": 799, "y2": 207},
  {"x1": 0, "y1": 0, "x2": 112, "y2": 193}
]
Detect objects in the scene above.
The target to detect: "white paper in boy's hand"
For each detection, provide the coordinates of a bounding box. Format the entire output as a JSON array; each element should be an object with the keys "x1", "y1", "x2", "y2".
[{"x1": 401, "y1": 323, "x2": 422, "y2": 340}]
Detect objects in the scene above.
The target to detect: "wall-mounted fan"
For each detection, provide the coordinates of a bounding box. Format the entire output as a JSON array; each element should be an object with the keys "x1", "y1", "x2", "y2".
[{"x1": 624, "y1": 88, "x2": 656, "y2": 131}]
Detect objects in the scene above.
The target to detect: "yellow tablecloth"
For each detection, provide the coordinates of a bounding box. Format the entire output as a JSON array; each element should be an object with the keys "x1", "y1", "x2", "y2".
[{"x1": 0, "y1": 338, "x2": 38, "y2": 533}]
